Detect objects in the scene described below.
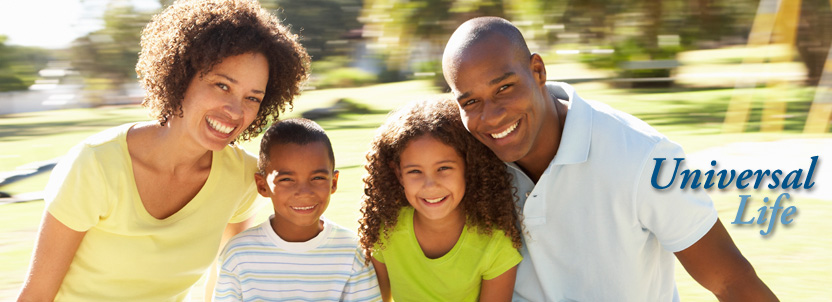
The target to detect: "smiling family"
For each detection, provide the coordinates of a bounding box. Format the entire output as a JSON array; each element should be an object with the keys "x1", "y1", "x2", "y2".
[{"x1": 16, "y1": 0, "x2": 778, "y2": 301}]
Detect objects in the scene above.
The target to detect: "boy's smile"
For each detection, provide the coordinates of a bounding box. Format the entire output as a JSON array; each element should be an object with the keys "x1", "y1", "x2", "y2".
[{"x1": 255, "y1": 142, "x2": 339, "y2": 242}]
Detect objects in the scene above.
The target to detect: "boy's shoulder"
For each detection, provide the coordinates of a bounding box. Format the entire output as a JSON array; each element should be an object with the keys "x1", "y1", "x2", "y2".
[
  {"x1": 221, "y1": 222, "x2": 271, "y2": 256},
  {"x1": 320, "y1": 217, "x2": 361, "y2": 246}
]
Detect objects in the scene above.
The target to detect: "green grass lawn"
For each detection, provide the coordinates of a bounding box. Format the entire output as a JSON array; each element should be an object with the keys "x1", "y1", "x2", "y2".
[{"x1": 1, "y1": 80, "x2": 829, "y2": 300}]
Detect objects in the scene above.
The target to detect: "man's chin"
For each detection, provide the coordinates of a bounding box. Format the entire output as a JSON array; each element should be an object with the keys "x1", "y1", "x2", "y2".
[{"x1": 493, "y1": 149, "x2": 524, "y2": 163}]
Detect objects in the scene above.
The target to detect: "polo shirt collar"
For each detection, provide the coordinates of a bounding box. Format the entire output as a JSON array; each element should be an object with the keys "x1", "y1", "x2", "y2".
[{"x1": 545, "y1": 82, "x2": 591, "y2": 166}]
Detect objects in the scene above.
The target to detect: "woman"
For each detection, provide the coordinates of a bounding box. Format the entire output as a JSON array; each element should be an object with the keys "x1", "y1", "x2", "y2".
[{"x1": 17, "y1": 0, "x2": 309, "y2": 300}]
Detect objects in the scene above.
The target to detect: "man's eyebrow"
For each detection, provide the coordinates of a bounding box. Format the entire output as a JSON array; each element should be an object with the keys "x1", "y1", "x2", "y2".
[
  {"x1": 489, "y1": 72, "x2": 515, "y2": 86},
  {"x1": 455, "y1": 72, "x2": 516, "y2": 102},
  {"x1": 217, "y1": 73, "x2": 265, "y2": 95},
  {"x1": 455, "y1": 92, "x2": 471, "y2": 103}
]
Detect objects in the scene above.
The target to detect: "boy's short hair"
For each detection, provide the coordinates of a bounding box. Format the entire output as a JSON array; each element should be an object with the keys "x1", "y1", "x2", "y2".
[{"x1": 258, "y1": 118, "x2": 335, "y2": 174}]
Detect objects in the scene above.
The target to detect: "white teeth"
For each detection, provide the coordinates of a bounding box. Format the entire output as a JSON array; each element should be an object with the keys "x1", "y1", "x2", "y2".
[
  {"x1": 491, "y1": 121, "x2": 518, "y2": 139},
  {"x1": 424, "y1": 197, "x2": 445, "y2": 204},
  {"x1": 292, "y1": 205, "x2": 315, "y2": 210},
  {"x1": 206, "y1": 117, "x2": 234, "y2": 134}
]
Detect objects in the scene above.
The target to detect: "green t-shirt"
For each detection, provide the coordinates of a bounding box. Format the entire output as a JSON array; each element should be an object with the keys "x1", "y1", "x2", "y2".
[{"x1": 373, "y1": 207, "x2": 522, "y2": 302}]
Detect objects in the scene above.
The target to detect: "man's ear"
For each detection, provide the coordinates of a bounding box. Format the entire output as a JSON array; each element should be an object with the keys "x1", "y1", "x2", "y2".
[
  {"x1": 331, "y1": 170, "x2": 339, "y2": 194},
  {"x1": 254, "y1": 172, "x2": 271, "y2": 198},
  {"x1": 530, "y1": 53, "x2": 547, "y2": 85}
]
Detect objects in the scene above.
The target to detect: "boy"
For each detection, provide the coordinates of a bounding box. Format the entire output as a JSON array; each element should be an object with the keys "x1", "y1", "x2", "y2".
[{"x1": 214, "y1": 118, "x2": 382, "y2": 301}]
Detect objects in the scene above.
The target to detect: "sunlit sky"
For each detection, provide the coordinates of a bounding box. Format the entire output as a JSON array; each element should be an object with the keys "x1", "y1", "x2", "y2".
[{"x1": 0, "y1": 0, "x2": 160, "y2": 49}]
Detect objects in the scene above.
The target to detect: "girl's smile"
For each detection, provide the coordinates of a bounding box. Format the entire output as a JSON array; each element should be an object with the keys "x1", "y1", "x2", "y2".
[{"x1": 397, "y1": 135, "x2": 466, "y2": 223}]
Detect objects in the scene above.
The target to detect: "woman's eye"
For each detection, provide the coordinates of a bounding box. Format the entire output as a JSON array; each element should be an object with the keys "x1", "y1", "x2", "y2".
[
  {"x1": 247, "y1": 96, "x2": 262, "y2": 103},
  {"x1": 438, "y1": 166, "x2": 452, "y2": 171}
]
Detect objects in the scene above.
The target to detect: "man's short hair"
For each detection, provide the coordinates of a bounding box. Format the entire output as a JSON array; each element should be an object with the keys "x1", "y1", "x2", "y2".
[
  {"x1": 258, "y1": 118, "x2": 335, "y2": 173},
  {"x1": 442, "y1": 17, "x2": 531, "y2": 72}
]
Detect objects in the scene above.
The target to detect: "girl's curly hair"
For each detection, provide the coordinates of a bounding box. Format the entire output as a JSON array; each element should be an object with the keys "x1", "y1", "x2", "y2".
[
  {"x1": 359, "y1": 98, "x2": 522, "y2": 264},
  {"x1": 135, "y1": 0, "x2": 309, "y2": 141}
]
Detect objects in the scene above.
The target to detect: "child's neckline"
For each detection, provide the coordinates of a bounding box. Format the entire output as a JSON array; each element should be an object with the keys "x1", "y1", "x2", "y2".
[
  {"x1": 407, "y1": 207, "x2": 467, "y2": 261},
  {"x1": 264, "y1": 215, "x2": 332, "y2": 252}
]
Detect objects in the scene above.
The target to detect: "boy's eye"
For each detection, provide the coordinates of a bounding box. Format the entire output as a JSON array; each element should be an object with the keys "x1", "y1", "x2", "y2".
[
  {"x1": 277, "y1": 177, "x2": 293, "y2": 182},
  {"x1": 462, "y1": 99, "x2": 478, "y2": 107},
  {"x1": 312, "y1": 176, "x2": 327, "y2": 181},
  {"x1": 498, "y1": 84, "x2": 512, "y2": 92}
]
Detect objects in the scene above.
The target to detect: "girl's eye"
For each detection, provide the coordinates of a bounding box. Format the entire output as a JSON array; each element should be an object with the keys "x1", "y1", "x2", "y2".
[
  {"x1": 216, "y1": 83, "x2": 229, "y2": 91},
  {"x1": 406, "y1": 169, "x2": 421, "y2": 174},
  {"x1": 247, "y1": 96, "x2": 262, "y2": 103},
  {"x1": 438, "y1": 166, "x2": 452, "y2": 171}
]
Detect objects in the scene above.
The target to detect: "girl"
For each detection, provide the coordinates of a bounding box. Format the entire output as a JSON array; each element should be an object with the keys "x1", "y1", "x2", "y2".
[
  {"x1": 359, "y1": 98, "x2": 523, "y2": 302},
  {"x1": 18, "y1": 0, "x2": 309, "y2": 300}
]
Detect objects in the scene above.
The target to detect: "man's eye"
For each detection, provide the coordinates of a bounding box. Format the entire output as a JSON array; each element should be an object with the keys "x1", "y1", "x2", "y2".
[
  {"x1": 463, "y1": 99, "x2": 478, "y2": 107},
  {"x1": 498, "y1": 84, "x2": 511, "y2": 92}
]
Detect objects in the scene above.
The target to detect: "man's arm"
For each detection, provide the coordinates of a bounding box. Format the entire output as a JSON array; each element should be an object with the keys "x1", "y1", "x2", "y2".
[{"x1": 675, "y1": 219, "x2": 778, "y2": 301}]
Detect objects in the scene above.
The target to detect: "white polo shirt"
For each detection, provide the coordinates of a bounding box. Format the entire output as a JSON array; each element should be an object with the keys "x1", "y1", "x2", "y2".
[{"x1": 510, "y1": 82, "x2": 718, "y2": 302}]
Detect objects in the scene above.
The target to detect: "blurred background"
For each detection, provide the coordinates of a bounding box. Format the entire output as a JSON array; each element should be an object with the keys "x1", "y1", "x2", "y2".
[{"x1": 1, "y1": 0, "x2": 831, "y2": 300}]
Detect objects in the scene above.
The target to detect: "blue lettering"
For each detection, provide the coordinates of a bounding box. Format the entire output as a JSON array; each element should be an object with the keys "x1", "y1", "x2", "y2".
[
  {"x1": 732, "y1": 195, "x2": 754, "y2": 225},
  {"x1": 768, "y1": 170, "x2": 783, "y2": 189},
  {"x1": 736, "y1": 170, "x2": 753, "y2": 189},
  {"x1": 804, "y1": 156, "x2": 818, "y2": 189},
  {"x1": 651, "y1": 158, "x2": 682, "y2": 189}
]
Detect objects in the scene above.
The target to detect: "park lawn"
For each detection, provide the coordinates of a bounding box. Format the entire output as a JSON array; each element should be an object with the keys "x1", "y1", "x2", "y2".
[{"x1": 1, "y1": 80, "x2": 829, "y2": 300}]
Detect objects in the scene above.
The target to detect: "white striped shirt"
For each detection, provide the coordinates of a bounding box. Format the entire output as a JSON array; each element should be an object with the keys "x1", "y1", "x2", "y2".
[{"x1": 214, "y1": 216, "x2": 381, "y2": 302}]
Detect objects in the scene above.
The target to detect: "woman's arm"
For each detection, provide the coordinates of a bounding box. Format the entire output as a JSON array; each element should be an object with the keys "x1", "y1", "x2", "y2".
[
  {"x1": 479, "y1": 265, "x2": 518, "y2": 302},
  {"x1": 17, "y1": 213, "x2": 86, "y2": 302},
  {"x1": 371, "y1": 257, "x2": 391, "y2": 302}
]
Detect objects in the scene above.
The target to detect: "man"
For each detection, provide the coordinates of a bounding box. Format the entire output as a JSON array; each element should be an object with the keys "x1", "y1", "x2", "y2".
[{"x1": 442, "y1": 17, "x2": 777, "y2": 301}]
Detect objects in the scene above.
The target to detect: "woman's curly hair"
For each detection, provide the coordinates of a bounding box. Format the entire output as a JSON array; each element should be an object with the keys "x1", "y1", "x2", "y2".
[
  {"x1": 358, "y1": 98, "x2": 522, "y2": 263},
  {"x1": 135, "y1": 0, "x2": 309, "y2": 141}
]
